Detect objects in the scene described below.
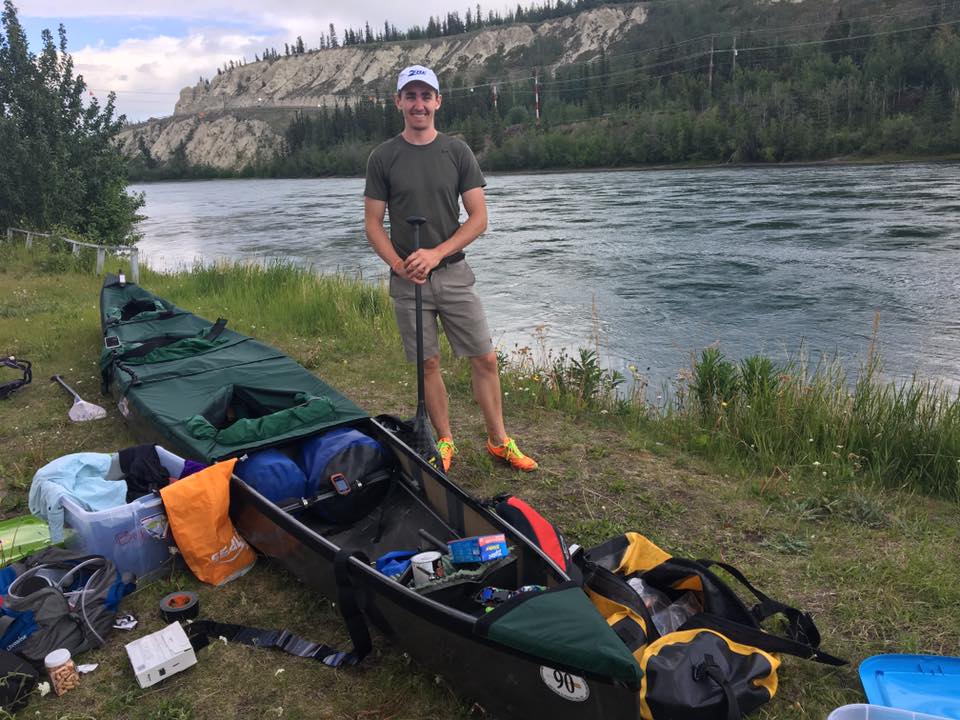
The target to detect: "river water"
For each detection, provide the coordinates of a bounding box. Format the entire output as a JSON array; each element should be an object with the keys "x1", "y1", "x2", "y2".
[{"x1": 131, "y1": 163, "x2": 960, "y2": 392}]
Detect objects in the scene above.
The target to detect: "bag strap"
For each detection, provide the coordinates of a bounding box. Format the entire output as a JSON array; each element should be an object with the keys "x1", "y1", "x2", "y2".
[
  {"x1": 185, "y1": 620, "x2": 361, "y2": 667},
  {"x1": 333, "y1": 549, "x2": 373, "y2": 662},
  {"x1": 117, "y1": 318, "x2": 228, "y2": 361},
  {"x1": 691, "y1": 613, "x2": 846, "y2": 666},
  {"x1": 697, "y1": 559, "x2": 844, "y2": 664},
  {"x1": 693, "y1": 653, "x2": 741, "y2": 720}
]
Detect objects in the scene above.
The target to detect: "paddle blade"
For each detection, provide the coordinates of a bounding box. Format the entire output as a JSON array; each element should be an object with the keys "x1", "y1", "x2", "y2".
[
  {"x1": 411, "y1": 414, "x2": 438, "y2": 468},
  {"x1": 68, "y1": 399, "x2": 107, "y2": 422}
]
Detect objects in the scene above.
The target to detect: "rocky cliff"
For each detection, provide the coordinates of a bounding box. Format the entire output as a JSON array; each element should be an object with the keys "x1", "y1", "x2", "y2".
[{"x1": 119, "y1": 4, "x2": 648, "y2": 171}]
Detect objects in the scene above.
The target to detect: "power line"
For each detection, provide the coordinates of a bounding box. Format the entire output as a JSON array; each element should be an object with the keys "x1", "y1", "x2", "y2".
[{"x1": 439, "y1": 15, "x2": 960, "y2": 99}]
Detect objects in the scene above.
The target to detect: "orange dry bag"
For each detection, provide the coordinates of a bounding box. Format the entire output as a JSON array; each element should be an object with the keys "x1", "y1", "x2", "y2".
[{"x1": 160, "y1": 458, "x2": 256, "y2": 585}]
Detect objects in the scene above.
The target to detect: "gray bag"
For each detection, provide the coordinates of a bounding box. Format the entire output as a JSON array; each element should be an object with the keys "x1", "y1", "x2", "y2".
[{"x1": 0, "y1": 548, "x2": 132, "y2": 664}]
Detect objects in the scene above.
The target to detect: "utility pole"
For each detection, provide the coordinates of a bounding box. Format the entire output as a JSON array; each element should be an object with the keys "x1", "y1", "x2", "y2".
[
  {"x1": 708, "y1": 35, "x2": 715, "y2": 96},
  {"x1": 534, "y1": 69, "x2": 541, "y2": 124}
]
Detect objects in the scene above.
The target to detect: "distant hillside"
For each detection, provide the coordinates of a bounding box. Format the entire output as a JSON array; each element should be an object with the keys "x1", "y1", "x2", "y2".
[{"x1": 121, "y1": 0, "x2": 960, "y2": 176}]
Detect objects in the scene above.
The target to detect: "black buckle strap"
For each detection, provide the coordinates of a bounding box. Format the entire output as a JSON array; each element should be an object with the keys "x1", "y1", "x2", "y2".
[
  {"x1": 693, "y1": 654, "x2": 741, "y2": 720},
  {"x1": 333, "y1": 549, "x2": 373, "y2": 662},
  {"x1": 185, "y1": 620, "x2": 361, "y2": 668},
  {"x1": 116, "y1": 318, "x2": 228, "y2": 361},
  {"x1": 0, "y1": 357, "x2": 31, "y2": 400}
]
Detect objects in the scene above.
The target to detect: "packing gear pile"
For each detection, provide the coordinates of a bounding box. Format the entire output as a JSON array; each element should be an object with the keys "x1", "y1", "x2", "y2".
[{"x1": 579, "y1": 531, "x2": 846, "y2": 719}]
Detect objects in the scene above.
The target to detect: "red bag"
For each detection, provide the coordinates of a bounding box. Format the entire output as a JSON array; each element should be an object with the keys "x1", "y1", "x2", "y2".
[{"x1": 494, "y1": 495, "x2": 573, "y2": 574}]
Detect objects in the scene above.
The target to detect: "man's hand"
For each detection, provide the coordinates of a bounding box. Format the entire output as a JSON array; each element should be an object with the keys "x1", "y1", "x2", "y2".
[{"x1": 403, "y1": 247, "x2": 444, "y2": 283}]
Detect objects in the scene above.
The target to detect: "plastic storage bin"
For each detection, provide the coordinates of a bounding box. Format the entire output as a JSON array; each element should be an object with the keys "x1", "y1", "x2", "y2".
[
  {"x1": 827, "y1": 705, "x2": 952, "y2": 720},
  {"x1": 61, "y1": 493, "x2": 174, "y2": 580}
]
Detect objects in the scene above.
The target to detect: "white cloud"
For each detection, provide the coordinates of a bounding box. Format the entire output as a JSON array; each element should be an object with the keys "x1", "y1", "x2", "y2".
[
  {"x1": 18, "y1": 1, "x2": 495, "y2": 32},
  {"x1": 74, "y1": 30, "x2": 266, "y2": 120},
  {"x1": 19, "y1": 0, "x2": 516, "y2": 121}
]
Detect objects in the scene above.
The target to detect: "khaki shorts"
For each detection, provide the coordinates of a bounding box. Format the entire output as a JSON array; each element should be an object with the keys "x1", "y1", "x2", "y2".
[{"x1": 389, "y1": 260, "x2": 493, "y2": 362}]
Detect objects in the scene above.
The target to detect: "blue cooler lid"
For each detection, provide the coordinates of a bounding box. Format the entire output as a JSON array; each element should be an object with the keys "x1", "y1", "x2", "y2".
[{"x1": 860, "y1": 655, "x2": 960, "y2": 720}]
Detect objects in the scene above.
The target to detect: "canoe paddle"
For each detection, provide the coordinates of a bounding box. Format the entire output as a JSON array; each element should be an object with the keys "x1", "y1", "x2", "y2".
[
  {"x1": 51, "y1": 374, "x2": 107, "y2": 422},
  {"x1": 405, "y1": 216, "x2": 439, "y2": 469}
]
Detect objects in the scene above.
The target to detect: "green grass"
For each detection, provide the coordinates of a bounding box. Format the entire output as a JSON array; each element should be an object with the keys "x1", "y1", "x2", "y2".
[{"x1": 1, "y1": 240, "x2": 959, "y2": 720}]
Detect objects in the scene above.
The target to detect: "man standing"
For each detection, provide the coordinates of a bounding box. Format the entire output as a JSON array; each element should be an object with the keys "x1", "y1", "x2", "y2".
[{"x1": 363, "y1": 65, "x2": 537, "y2": 474}]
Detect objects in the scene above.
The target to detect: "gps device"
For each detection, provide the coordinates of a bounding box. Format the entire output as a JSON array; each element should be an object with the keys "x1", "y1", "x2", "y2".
[
  {"x1": 329, "y1": 473, "x2": 351, "y2": 496},
  {"x1": 104, "y1": 336, "x2": 121, "y2": 349}
]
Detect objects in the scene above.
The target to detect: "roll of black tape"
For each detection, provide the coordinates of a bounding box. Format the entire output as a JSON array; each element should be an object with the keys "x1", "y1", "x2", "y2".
[{"x1": 159, "y1": 591, "x2": 199, "y2": 623}]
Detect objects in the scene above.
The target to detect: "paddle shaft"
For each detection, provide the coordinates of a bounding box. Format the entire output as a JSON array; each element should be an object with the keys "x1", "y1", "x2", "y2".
[
  {"x1": 406, "y1": 217, "x2": 428, "y2": 420},
  {"x1": 51, "y1": 374, "x2": 83, "y2": 402}
]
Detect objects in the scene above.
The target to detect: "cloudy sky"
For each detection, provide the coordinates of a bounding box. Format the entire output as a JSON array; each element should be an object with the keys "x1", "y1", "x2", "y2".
[{"x1": 16, "y1": 0, "x2": 493, "y2": 121}]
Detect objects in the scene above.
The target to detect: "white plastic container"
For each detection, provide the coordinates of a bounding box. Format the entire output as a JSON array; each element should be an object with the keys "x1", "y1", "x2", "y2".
[
  {"x1": 44, "y1": 648, "x2": 78, "y2": 696},
  {"x1": 61, "y1": 492, "x2": 175, "y2": 581},
  {"x1": 125, "y1": 621, "x2": 197, "y2": 688},
  {"x1": 827, "y1": 704, "x2": 952, "y2": 720}
]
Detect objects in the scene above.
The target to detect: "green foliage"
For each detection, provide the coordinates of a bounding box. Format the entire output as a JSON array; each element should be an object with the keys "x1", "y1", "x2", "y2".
[
  {"x1": 678, "y1": 347, "x2": 960, "y2": 500},
  {"x1": 692, "y1": 347, "x2": 740, "y2": 414},
  {"x1": 147, "y1": 260, "x2": 402, "y2": 358},
  {"x1": 0, "y1": 1, "x2": 143, "y2": 244}
]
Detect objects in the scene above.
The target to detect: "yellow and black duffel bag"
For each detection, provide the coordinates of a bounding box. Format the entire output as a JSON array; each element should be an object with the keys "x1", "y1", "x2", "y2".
[{"x1": 580, "y1": 532, "x2": 845, "y2": 720}]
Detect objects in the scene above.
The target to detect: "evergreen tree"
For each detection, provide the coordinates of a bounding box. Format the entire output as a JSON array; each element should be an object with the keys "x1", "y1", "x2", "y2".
[{"x1": 0, "y1": 0, "x2": 142, "y2": 243}]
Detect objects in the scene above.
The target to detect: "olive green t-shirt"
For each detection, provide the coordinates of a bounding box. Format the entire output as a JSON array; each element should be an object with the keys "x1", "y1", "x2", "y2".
[{"x1": 364, "y1": 133, "x2": 486, "y2": 258}]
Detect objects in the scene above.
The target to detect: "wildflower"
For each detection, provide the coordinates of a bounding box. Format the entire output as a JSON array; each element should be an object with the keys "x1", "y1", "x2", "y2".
[
  {"x1": 808, "y1": 438, "x2": 814, "y2": 443},
  {"x1": 812, "y1": 461, "x2": 821, "y2": 466},
  {"x1": 822, "y1": 471, "x2": 827, "y2": 477},
  {"x1": 600, "y1": 409, "x2": 608, "y2": 415}
]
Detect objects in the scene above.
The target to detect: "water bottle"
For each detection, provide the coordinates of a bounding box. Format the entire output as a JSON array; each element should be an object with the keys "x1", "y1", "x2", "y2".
[{"x1": 118, "y1": 268, "x2": 126, "y2": 287}]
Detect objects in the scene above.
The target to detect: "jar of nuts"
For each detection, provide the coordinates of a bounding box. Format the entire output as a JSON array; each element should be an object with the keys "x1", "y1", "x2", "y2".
[{"x1": 44, "y1": 648, "x2": 79, "y2": 695}]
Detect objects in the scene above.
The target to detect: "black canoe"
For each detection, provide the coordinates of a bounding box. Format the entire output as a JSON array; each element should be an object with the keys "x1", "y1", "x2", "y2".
[{"x1": 99, "y1": 274, "x2": 643, "y2": 719}]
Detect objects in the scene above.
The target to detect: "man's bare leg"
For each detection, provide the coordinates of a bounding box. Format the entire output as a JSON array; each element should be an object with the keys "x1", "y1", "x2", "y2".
[
  {"x1": 422, "y1": 354, "x2": 452, "y2": 439},
  {"x1": 470, "y1": 352, "x2": 507, "y2": 445}
]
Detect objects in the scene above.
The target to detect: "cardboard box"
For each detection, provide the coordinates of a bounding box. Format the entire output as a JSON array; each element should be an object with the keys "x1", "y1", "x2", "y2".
[
  {"x1": 125, "y1": 621, "x2": 197, "y2": 688},
  {"x1": 448, "y1": 534, "x2": 509, "y2": 564}
]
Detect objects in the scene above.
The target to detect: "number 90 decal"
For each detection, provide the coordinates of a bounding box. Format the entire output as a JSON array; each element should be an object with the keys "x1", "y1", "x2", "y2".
[{"x1": 539, "y1": 666, "x2": 590, "y2": 702}]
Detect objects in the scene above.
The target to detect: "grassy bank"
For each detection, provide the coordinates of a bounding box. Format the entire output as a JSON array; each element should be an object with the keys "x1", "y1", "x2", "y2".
[{"x1": 1, "y1": 241, "x2": 958, "y2": 720}]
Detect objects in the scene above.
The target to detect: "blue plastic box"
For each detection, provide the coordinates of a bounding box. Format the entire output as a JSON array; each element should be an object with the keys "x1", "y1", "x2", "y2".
[
  {"x1": 448, "y1": 534, "x2": 508, "y2": 564},
  {"x1": 61, "y1": 493, "x2": 175, "y2": 581}
]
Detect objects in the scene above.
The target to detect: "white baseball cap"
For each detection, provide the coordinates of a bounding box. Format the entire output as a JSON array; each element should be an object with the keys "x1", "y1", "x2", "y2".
[{"x1": 397, "y1": 65, "x2": 440, "y2": 94}]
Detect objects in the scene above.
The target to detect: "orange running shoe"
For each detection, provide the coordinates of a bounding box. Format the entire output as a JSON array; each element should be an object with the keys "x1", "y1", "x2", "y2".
[
  {"x1": 486, "y1": 437, "x2": 538, "y2": 472},
  {"x1": 436, "y1": 437, "x2": 456, "y2": 473}
]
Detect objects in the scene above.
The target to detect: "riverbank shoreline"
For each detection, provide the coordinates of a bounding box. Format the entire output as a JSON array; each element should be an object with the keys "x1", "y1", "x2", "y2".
[{"x1": 128, "y1": 152, "x2": 960, "y2": 184}]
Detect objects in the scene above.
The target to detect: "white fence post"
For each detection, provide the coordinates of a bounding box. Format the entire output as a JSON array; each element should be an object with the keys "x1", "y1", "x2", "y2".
[
  {"x1": 5, "y1": 228, "x2": 11, "y2": 242},
  {"x1": 130, "y1": 248, "x2": 140, "y2": 284},
  {"x1": 25, "y1": 232, "x2": 32, "y2": 248},
  {"x1": 96, "y1": 247, "x2": 105, "y2": 275}
]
